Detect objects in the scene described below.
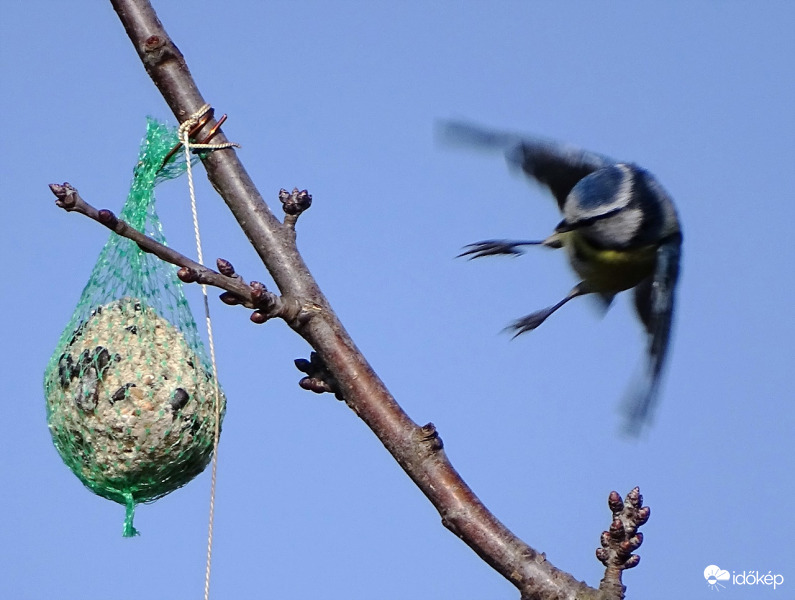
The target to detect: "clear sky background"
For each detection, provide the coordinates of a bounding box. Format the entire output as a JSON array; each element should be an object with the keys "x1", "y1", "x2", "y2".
[{"x1": 2, "y1": 2, "x2": 793, "y2": 599}]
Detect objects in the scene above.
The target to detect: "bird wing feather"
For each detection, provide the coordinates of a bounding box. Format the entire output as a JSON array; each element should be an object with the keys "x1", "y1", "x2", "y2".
[
  {"x1": 439, "y1": 121, "x2": 615, "y2": 210},
  {"x1": 625, "y1": 234, "x2": 682, "y2": 432}
]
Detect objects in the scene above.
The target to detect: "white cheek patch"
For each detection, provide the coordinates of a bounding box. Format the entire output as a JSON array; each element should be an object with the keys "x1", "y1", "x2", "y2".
[
  {"x1": 613, "y1": 164, "x2": 635, "y2": 211},
  {"x1": 585, "y1": 205, "x2": 644, "y2": 247}
]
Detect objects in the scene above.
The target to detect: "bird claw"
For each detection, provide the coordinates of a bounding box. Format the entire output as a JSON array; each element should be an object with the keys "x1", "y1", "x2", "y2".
[
  {"x1": 506, "y1": 309, "x2": 551, "y2": 337},
  {"x1": 458, "y1": 240, "x2": 531, "y2": 259}
]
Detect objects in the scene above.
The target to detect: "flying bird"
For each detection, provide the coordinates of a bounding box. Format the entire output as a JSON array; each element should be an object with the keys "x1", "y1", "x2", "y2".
[{"x1": 441, "y1": 121, "x2": 682, "y2": 433}]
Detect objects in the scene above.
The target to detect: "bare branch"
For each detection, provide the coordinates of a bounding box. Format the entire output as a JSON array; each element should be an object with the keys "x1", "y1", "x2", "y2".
[
  {"x1": 46, "y1": 1, "x2": 638, "y2": 597},
  {"x1": 49, "y1": 182, "x2": 304, "y2": 323}
]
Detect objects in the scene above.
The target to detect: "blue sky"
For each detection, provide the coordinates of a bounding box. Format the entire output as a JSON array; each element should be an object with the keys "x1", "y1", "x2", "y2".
[{"x1": 2, "y1": 2, "x2": 793, "y2": 598}]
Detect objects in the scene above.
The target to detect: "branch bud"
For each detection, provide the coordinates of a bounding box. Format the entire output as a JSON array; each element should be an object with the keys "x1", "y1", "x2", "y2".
[
  {"x1": 608, "y1": 490, "x2": 624, "y2": 514},
  {"x1": 609, "y1": 518, "x2": 625, "y2": 539},
  {"x1": 624, "y1": 555, "x2": 640, "y2": 569},
  {"x1": 250, "y1": 310, "x2": 268, "y2": 324},
  {"x1": 177, "y1": 267, "x2": 199, "y2": 283},
  {"x1": 279, "y1": 187, "x2": 313, "y2": 216},
  {"x1": 626, "y1": 487, "x2": 643, "y2": 508},
  {"x1": 217, "y1": 258, "x2": 236, "y2": 277},
  {"x1": 97, "y1": 209, "x2": 118, "y2": 228},
  {"x1": 250, "y1": 281, "x2": 267, "y2": 304},
  {"x1": 219, "y1": 291, "x2": 241, "y2": 305}
]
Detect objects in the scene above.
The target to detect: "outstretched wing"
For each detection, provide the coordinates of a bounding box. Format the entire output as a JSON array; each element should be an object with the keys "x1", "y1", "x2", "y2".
[
  {"x1": 439, "y1": 121, "x2": 615, "y2": 210},
  {"x1": 624, "y1": 234, "x2": 682, "y2": 433}
]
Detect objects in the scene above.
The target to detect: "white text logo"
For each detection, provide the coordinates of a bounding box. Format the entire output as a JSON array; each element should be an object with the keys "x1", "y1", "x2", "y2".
[{"x1": 704, "y1": 564, "x2": 784, "y2": 591}]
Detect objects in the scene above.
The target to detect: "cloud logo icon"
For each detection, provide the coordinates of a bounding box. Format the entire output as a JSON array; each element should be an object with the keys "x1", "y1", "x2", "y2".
[{"x1": 704, "y1": 565, "x2": 731, "y2": 590}]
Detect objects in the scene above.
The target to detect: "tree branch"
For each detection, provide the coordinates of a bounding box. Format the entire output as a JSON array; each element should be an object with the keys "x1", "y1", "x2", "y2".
[
  {"x1": 48, "y1": 182, "x2": 303, "y2": 324},
  {"x1": 47, "y1": 1, "x2": 637, "y2": 597}
]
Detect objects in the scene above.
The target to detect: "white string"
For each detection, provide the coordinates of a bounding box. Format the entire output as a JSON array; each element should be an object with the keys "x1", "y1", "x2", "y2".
[{"x1": 177, "y1": 105, "x2": 232, "y2": 600}]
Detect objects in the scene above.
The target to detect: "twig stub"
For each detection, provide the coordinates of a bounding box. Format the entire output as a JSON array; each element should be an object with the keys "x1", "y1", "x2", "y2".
[
  {"x1": 597, "y1": 486, "x2": 651, "y2": 598},
  {"x1": 295, "y1": 352, "x2": 343, "y2": 400},
  {"x1": 279, "y1": 188, "x2": 312, "y2": 216}
]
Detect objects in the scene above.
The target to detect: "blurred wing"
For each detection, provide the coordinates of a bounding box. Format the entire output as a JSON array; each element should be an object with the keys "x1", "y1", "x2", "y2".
[
  {"x1": 624, "y1": 235, "x2": 682, "y2": 433},
  {"x1": 439, "y1": 120, "x2": 615, "y2": 210}
]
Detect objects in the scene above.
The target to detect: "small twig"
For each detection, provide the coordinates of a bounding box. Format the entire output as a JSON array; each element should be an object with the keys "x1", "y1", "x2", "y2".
[
  {"x1": 279, "y1": 188, "x2": 313, "y2": 230},
  {"x1": 295, "y1": 352, "x2": 343, "y2": 399},
  {"x1": 596, "y1": 487, "x2": 650, "y2": 599},
  {"x1": 49, "y1": 182, "x2": 304, "y2": 323}
]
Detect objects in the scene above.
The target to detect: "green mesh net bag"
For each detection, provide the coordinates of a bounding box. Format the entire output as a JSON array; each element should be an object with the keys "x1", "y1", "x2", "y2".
[{"x1": 44, "y1": 119, "x2": 226, "y2": 537}]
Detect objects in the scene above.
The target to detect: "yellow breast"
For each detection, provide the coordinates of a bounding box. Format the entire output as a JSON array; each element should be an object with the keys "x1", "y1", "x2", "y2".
[{"x1": 562, "y1": 231, "x2": 658, "y2": 293}]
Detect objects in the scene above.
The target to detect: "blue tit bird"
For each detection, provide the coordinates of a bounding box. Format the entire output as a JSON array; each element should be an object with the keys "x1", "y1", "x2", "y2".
[{"x1": 441, "y1": 121, "x2": 682, "y2": 433}]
